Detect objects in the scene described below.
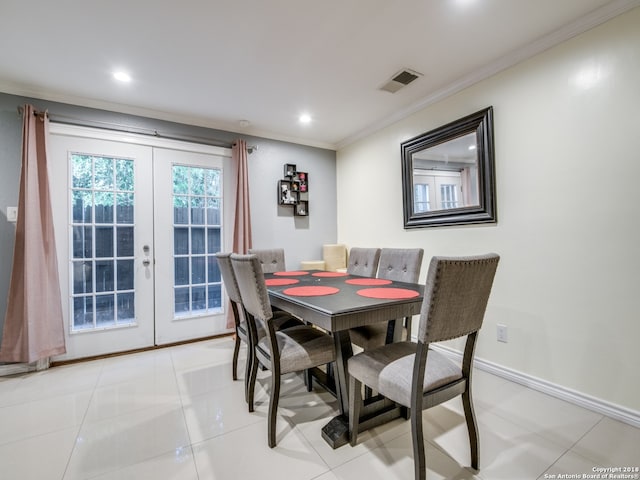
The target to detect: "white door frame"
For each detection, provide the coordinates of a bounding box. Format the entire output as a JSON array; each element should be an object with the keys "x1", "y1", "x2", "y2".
[{"x1": 49, "y1": 124, "x2": 232, "y2": 361}]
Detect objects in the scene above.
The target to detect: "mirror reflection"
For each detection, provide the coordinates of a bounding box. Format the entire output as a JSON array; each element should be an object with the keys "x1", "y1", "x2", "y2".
[
  {"x1": 401, "y1": 107, "x2": 496, "y2": 228},
  {"x1": 412, "y1": 131, "x2": 479, "y2": 213}
]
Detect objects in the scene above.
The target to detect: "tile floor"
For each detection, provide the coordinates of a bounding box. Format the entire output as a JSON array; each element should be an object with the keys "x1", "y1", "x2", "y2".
[{"x1": 0, "y1": 337, "x2": 638, "y2": 480}]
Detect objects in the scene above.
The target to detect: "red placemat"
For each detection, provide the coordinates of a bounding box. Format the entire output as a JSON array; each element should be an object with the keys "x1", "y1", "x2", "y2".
[
  {"x1": 265, "y1": 278, "x2": 300, "y2": 286},
  {"x1": 312, "y1": 271, "x2": 349, "y2": 277},
  {"x1": 283, "y1": 286, "x2": 340, "y2": 297},
  {"x1": 356, "y1": 288, "x2": 420, "y2": 299},
  {"x1": 345, "y1": 278, "x2": 392, "y2": 286},
  {"x1": 273, "y1": 271, "x2": 310, "y2": 276}
]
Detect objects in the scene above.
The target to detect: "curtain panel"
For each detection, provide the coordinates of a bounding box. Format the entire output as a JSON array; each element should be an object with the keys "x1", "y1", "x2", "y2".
[
  {"x1": 0, "y1": 105, "x2": 66, "y2": 363},
  {"x1": 226, "y1": 139, "x2": 252, "y2": 328}
]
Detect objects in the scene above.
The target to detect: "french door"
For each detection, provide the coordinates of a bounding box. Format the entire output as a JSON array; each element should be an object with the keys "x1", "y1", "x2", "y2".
[
  {"x1": 153, "y1": 148, "x2": 228, "y2": 345},
  {"x1": 49, "y1": 125, "x2": 232, "y2": 360}
]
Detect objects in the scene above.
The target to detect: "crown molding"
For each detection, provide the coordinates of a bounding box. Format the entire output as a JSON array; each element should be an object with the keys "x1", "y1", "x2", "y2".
[{"x1": 336, "y1": 0, "x2": 640, "y2": 150}]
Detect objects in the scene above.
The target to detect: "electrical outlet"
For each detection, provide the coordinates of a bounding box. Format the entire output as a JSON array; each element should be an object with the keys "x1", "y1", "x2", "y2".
[
  {"x1": 497, "y1": 324, "x2": 508, "y2": 343},
  {"x1": 6, "y1": 206, "x2": 18, "y2": 223}
]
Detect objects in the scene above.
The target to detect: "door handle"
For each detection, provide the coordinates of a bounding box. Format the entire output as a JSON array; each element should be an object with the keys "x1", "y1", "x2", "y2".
[{"x1": 142, "y1": 259, "x2": 151, "y2": 267}]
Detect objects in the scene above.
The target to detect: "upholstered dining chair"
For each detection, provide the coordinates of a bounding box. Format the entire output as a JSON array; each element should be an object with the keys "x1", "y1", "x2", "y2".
[
  {"x1": 349, "y1": 247, "x2": 424, "y2": 351},
  {"x1": 215, "y1": 252, "x2": 302, "y2": 407},
  {"x1": 231, "y1": 253, "x2": 337, "y2": 448},
  {"x1": 248, "y1": 248, "x2": 286, "y2": 273},
  {"x1": 348, "y1": 254, "x2": 500, "y2": 480},
  {"x1": 346, "y1": 247, "x2": 381, "y2": 277}
]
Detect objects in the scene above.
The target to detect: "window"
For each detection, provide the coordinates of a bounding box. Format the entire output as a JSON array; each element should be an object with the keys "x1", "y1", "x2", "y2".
[
  {"x1": 440, "y1": 184, "x2": 460, "y2": 209},
  {"x1": 414, "y1": 183, "x2": 430, "y2": 212}
]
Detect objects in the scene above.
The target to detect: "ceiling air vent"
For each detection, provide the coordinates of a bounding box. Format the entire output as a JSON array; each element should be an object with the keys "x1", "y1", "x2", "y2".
[{"x1": 379, "y1": 68, "x2": 422, "y2": 93}]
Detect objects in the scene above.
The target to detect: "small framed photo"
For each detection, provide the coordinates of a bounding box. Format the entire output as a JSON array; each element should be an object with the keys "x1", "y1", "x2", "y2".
[
  {"x1": 297, "y1": 171, "x2": 308, "y2": 192},
  {"x1": 295, "y1": 200, "x2": 309, "y2": 216},
  {"x1": 279, "y1": 180, "x2": 298, "y2": 205},
  {"x1": 284, "y1": 163, "x2": 296, "y2": 178}
]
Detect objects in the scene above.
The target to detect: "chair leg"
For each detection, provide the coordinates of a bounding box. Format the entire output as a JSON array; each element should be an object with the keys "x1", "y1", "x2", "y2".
[
  {"x1": 349, "y1": 375, "x2": 362, "y2": 446},
  {"x1": 462, "y1": 389, "x2": 480, "y2": 470},
  {"x1": 247, "y1": 349, "x2": 259, "y2": 412},
  {"x1": 411, "y1": 406, "x2": 426, "y2": 480},
  {"x1": 232, "y1": 334, "x2": 241, "y2": 381},
  {"x1": 364, "y1": 385, "x2": 373, "y2": 399},
  {"x1": 243, "y1": 342, "x2": 252, "y2": 404},
  {"x1": 268, "y1": 369, "x2": 281, "y2": 448},
  {"x1": 402, "y1": 406, "x2": 410, "y2": 420},
  {"x1": 304, "y1": 368, "x2": 313, "y2": 392}
]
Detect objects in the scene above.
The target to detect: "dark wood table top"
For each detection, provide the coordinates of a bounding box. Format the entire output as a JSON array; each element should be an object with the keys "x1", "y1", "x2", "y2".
[{"x1": 265, "y1": 270, "x2": 425, "y2": 332}]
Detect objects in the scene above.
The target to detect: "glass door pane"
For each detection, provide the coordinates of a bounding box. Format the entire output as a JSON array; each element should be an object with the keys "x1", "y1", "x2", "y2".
[
  {"x1": 172, "y1": 165, "x2": 222, "y2": 317},
  {"x1": 70, "y1": 154, "x2": 136, "y2": 331}
]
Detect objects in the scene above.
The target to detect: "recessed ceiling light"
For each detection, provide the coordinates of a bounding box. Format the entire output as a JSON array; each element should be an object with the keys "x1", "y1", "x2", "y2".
[
  {"x1": 113, "y1": 71, "x2": 131, "y2": 83},
  {"x1": 299, "y1": 113, "x2": 312, "y2": 124}
]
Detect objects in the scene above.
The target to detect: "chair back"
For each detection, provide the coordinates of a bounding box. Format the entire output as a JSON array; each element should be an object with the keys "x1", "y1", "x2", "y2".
[
  {"x1": 323, "y1": 244, "x2": 348, "y2": 271},
  {"x1": 231, "y1": 254, "x2": 274, "y2": 324},
  {"x1": 347, "y1": 247, "x2": 381, "y2": 277},
  {"x1": 417, "y1": 254, "x2": 499, "y2": 344},
  {"x1": 248, "y1": 248, "x2": 286, "y2": 273},
  {"x1": 377, "y1": 248, "x2": 424, "y2": 283},
  {"x1": 215, "y1": 252, "x2": 242, "y2": 304}
]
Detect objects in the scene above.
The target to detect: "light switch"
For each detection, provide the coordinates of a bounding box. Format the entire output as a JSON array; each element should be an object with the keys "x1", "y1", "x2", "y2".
[{"x1": 6, "y1": 207, "x2": 18, "y2": 223}]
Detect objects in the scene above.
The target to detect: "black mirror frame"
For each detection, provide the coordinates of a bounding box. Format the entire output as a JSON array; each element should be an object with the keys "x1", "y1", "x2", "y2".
[{"x1": 401, "y1": 106, "x2": 497, "y2": 228}]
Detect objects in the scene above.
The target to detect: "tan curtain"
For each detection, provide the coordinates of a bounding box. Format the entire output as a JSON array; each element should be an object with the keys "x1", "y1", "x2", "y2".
[
  {"x1": 0, "y1": 105, "x2": 65, "y2": 363},
  {"x1": 226, "y1": 139, "x2": 252, "y2": 328}
]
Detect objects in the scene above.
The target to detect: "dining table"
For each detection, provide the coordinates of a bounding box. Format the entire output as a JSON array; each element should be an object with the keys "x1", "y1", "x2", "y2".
[{"x1": 264, "y1": 269, "x2": 425, "y2": 448}]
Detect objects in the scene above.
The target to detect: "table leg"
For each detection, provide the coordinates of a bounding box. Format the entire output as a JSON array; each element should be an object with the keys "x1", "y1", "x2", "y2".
[
  {"x1": 333, "y1": 330, "x2": 353, "y2": 415},
  {"x1": 321, "y1": 330, "x2": 353, "y2": 449}
]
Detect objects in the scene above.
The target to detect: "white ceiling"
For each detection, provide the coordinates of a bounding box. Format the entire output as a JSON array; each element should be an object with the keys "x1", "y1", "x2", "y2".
[{"x1": 1, "y1": 0, "x2": 638, "y2": 150}]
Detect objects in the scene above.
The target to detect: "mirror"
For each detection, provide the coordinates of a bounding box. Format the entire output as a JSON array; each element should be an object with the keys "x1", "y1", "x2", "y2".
[{"x1": 401, "y1": 106, "x2": 496, "y2": 228}]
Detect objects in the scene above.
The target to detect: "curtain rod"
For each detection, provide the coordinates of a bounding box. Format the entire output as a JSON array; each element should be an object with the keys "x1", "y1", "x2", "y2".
[{"x1": 16, "y1": 106, "x2": 257, "y2": 153}]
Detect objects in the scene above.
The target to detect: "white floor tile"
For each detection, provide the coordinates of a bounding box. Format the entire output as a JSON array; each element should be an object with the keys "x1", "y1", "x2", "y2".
[
  {"x1": 299, "y1": 413, "x2": 411, "y2": 471},
  {"x1": 428, "y1": 409, "x2": 567, "y2": 480},
  {"x1": 331, "y1": 431, "x2": 480, "y2": 480},
  {"x1": 176, "y1": 360, "x2": 238, "y2": 399},
  {"x1": 84, "y1": 373, "x2": 182, "y2": 424},
  {"x1": 540, "y1": 450, "x2": 604, "y2": 479},
  {"x1": 64, "y1": 404, "x2": 191, "y2": 479},
  {"x1": 182, "y1": 379, "x2": 262, "y2": 443},
  {"x1": 192, "y1": 420, "x2": 330, "y2": 480},
  {"x1": 87, "y1": 447, "x2": 200, "y2": 480},
  {"x1": 484, "y1": 380, "x2": 603, "y2": 449},
  {"x1": 0, "y1": 337, "x2": 636, "y2": 480},
  {"x1": 0, "y1": 389, "x2": 92, "y2": 445},
  {"x1": 571, "y1": 416, "x2": 640, "y2": 467},
  {"x1": 97, "y1": 349, "x2": 174, "y2": 387},
  {"x1": 0, "y1": 360, "x2": 102, "y2": 408},
  {"x1": 0, "y1": 426, "x2": 79, "y2": 480},
  {"x1": 170, "y1": 338, "x2": 236, "y2": 372}
]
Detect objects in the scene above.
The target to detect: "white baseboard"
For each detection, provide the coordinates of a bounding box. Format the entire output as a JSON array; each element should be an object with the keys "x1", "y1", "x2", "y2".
[
  {"x1": 431, "y1": 344, "x2": 640, "y2": 429},
  {"x1": 0, "y1": 358, "x2": 49, "y2": 377}
]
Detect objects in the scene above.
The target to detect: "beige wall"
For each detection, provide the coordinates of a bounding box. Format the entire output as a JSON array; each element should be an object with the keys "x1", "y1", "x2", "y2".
[{"x1": 336, "y1": 8, "x2": 640, "y2": 412}]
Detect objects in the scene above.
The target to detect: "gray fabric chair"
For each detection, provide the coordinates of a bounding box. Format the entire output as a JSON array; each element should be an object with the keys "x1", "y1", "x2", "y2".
[
  {"x1": 348, "y1": 254, "x2": 500, "y2": 480},
  {"x1": 349, "y1": 248, "x2": 424, "y2": 350},
  {"x1": 216, "y1": 253, "x2": 302, "y2": 408},
  {"x1": 346, "y1": 247, "x2": 381, "y2": 277},
  {"x1": 231, "y1": 253, "x2": 337, "y2": 448},
  {"x1": 248, "y1": 248, "x2": 286, "y2": 273}
]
